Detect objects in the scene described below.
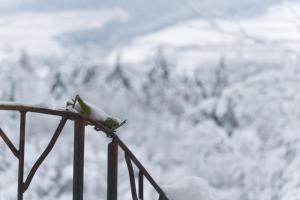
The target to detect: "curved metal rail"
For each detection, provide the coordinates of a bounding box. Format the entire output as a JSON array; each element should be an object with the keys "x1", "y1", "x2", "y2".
[{"x1": 0, "y1": 103, "x2": 169, "y2": 200}]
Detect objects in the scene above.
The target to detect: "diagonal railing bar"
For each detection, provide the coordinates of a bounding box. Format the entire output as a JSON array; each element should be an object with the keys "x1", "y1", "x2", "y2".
[
  {"x1": 23, "y1": 116, "x2": 68, "y2": 192},
  {"x1": 114, "y1": 135, "x2": 169, "y2": 199},
  {"x1": 159, "y1": 195, "x2": 168, "y2": 200},
  {"x1": 125, "y1": 152, "x2": 138, "y2": 200},
  {"x1": 0, "y1": 128, "x2": 19, "y2": 158}
]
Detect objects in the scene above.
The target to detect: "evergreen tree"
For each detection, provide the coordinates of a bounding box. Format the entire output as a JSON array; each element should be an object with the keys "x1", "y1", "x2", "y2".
[
  {"x1": 51, "y1": 72, "x2": 67, "y2": 99},
  {"x1": 142, "y1": 47, "x2": 170, "y2": 107},
  {"x1": 212, "y1": 55, "x2": 228, "y2": 97},
  {"x1": 106, "y1": 54, "x2": 131, "y2": 90}
]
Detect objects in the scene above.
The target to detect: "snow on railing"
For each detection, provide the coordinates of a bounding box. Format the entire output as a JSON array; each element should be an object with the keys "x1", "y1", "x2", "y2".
[{"x1": 0, "y1": 103, "x2": 169, "y2": 200}]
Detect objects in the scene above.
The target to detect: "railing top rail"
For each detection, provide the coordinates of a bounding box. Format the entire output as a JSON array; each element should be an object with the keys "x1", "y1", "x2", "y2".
[{"x1": 0, "y1": 103, "x2": 114, "y2": 135}]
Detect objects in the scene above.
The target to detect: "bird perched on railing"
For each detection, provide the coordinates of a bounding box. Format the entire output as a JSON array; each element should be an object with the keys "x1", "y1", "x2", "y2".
[{"x1": 66, "y1": 94, "x2": 126, "y2": 131}]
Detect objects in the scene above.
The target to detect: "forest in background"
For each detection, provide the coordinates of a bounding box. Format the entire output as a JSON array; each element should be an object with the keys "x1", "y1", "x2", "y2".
[{"x1": 1, "y1": 1, "x2": 300, "y2": 200}]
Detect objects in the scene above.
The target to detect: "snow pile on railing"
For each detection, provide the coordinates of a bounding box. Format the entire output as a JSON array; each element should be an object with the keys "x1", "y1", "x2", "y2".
[{"x1": 0, "y1": 101, "x2": 58, "y2": 110}]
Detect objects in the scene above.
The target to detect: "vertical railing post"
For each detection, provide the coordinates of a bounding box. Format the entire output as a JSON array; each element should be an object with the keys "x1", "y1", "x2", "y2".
[
  {"x1": 107, "y1": 138, "x2": 118, "y2": 200},
  {"x1": 73, "y1": 118, "x2": 85, "y2": 200},
  {"x1": 17, "y1": 112, "x2": 26, "y2": 200},
  {"x1": 138, "y1": 171, "x2": 144, "y2": 200}
]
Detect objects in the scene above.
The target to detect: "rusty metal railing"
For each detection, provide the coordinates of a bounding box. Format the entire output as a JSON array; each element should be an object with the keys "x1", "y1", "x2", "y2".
[{"x1": 0, "y1": 104, "x2": 169, "y2": 200}]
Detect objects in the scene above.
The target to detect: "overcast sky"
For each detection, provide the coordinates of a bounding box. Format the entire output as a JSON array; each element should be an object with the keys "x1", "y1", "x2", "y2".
[{"x1": 0, "y1": 0, "x2": 290, "y2": 16}]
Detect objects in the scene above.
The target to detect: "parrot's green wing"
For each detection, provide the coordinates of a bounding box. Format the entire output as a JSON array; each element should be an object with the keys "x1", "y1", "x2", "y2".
[
  {"x1": 75, "y1": 94, "x2": 91, "y2": 116},
  {"x1": 103, "y1": 118, "x2": 127, "y2": 131}
]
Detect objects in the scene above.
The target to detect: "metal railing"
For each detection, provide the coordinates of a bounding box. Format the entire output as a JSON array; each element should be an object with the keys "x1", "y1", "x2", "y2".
[{"x1": 0, "y1": 104, "x2": 169, "y2": 200}]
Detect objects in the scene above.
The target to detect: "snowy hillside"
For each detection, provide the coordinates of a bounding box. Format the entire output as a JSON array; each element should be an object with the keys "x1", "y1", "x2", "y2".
[
  {"x1": 0, "y1": 0, "x2": 294, "y2": 51},
  {"x1": 0, "y1": 8, "x2": 128, "y2": 58},
  {"x1": 112, "y1": 1, "x2": 300, "y2": 64}
]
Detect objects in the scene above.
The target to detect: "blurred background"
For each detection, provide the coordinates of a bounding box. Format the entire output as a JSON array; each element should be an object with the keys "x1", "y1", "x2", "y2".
[{"x1": 1, "y1": 0, "x2": 300, "y2": 199}]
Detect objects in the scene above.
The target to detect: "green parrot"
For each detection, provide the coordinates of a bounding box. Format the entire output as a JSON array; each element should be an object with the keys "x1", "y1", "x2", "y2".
[{"x1": 66, "y1": 94, "x2": 126, "y2": 131}]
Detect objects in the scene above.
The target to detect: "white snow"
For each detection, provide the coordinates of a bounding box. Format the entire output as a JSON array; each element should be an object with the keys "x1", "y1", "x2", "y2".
[
  {"x1": 73, "y1": 101, "x2": 119, "y2": 123},
  {"x1": 0, "y1": 101, "x2": 57, "y2": 110},
  {"x1": 0, "y1": 8, "x2": 128, "y2": 57},
  {"x1": 109, "y1": 1, "x2": 300, "y2": 66},
  {"x1": 163, "y1": 176, "x2": 216, "y2": 200},
  {"x1": 2, "y1": 1, "x2": 300, "y2": 200}
]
